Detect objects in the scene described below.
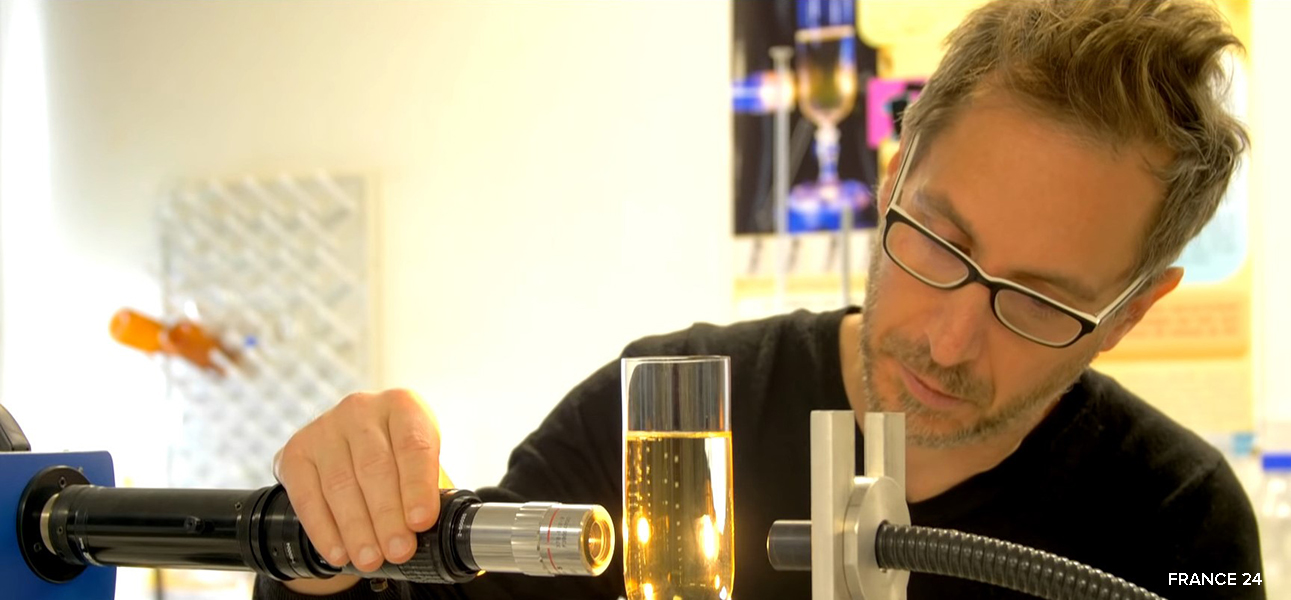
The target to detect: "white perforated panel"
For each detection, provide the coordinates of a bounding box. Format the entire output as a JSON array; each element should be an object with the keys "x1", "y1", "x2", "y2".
[{"x1": 158, "y1": 171, "x2": 378, "y2": 490}]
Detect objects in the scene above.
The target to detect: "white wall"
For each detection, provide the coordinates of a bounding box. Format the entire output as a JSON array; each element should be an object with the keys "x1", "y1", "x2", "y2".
[
  {"x1": 0, "y1": 0, "x2": 732, "y2": 498},
  {"x1": 1251, "y1": 0, "x2": 1291, "y2": 434}
]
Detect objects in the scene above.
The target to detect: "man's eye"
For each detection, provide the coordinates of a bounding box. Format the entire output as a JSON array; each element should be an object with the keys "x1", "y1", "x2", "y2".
[{"x1": 1025, "y1": 295, "x2": 1064, "y2": 318}]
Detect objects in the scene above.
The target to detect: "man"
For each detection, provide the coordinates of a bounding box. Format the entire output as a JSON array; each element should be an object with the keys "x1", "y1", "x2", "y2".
[{"x1": 256, "y1": 0, "x2": 1263, "y2": 598}]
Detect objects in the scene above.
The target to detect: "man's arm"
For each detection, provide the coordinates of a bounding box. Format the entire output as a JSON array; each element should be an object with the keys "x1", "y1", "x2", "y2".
[
  {"x1": 1151, "y1": 459, "x2": 1265, "y2": 600},
  {"x1": 251, "y1": 358, "x2": 628, "y2": 600}
]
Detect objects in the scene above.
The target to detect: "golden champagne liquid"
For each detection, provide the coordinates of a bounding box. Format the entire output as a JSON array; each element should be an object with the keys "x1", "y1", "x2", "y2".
[{"x1": 624, "y1": 431, "x2": 734, "y2": 600}]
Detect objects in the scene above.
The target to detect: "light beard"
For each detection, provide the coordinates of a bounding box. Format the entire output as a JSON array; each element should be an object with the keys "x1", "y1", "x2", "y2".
[{"x1": 857, "y1": 241, "x2": 1097, "y2": 449}]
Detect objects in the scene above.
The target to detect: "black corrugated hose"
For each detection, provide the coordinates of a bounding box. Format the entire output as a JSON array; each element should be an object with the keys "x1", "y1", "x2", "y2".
[{"x1": 874, "y1": 522, "x2": 1166, "y2": 600}]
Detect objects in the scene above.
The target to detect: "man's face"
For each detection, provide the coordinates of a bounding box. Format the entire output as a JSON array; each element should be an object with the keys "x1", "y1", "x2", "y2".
[{"x1": 859, "y1": 95, "x2": 1167, "y2": 449}]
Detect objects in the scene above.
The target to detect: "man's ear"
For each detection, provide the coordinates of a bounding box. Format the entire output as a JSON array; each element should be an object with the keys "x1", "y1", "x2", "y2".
[{"x1": 1098, "y1": 266, "x2": 1184, "y2": 352}]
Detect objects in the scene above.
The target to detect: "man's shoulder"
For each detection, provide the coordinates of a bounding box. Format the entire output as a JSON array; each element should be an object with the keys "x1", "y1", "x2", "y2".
[
  {"x1": 1078, "y1": 369, "x2": 1224, "y2": 462},
  {"x1": 1063, "y1": 369, "x2": 1232, "y2": 502},
  {"x1": 619, "y1": 307, "x2": 850, "y2": 359},
  {"x1": 1058, "y1": 371, "x2": 1263, "y2": 593}
]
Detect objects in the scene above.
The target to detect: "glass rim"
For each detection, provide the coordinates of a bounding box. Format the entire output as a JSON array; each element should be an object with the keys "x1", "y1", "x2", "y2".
[
  {"x1": 621, "y1": 354, "x2": 730, "y2": 432},
  {"x1": 622, "y1": 355, "x2": 730, "y2": 363}
]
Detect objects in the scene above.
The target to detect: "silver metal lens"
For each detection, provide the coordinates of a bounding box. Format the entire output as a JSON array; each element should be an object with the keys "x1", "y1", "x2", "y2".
[{"x1": 464, "y1": 501, "x2": 614, "y2": 577}]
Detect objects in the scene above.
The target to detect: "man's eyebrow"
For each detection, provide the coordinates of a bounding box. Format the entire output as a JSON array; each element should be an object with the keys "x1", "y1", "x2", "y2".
[
  {"x1": 913, "y1": 188, "x2": 1102, "y2": 305},
  {"x1": 1013, "y1": 268, "x2": 1102, "y2": 305},
  {"x1": 913, "y1": 188, "x2": 979, "y2": 243}
]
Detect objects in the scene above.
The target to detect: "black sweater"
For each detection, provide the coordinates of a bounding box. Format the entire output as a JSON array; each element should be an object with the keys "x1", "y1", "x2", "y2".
[{"x1": 255, "y1": 307, "x2": 1264, "y2": 599}]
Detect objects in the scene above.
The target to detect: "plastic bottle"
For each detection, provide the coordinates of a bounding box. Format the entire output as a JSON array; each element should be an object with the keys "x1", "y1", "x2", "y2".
[
  {"x1": 1258, "y1": 452, "x2": 1291, "y2": 599},
  {"x1": 109, "y1": 308, "x2": 226, "y2": 373}
]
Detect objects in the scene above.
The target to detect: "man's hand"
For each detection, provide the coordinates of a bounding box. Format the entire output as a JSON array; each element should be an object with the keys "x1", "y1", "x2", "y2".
[{"x1": 272, "y1": 389, "x2": 443, "y2": 594}]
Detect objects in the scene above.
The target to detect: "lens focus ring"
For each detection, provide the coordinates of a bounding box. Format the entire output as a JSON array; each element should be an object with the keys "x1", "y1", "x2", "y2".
[{"x1": 510, "y1": 502, "x2": 558, "y2": 577}]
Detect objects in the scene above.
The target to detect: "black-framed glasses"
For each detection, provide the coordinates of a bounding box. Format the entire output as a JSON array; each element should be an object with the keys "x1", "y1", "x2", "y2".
[{"x1": 880, "y1": 134, "x2": 1148, "y2": 349}]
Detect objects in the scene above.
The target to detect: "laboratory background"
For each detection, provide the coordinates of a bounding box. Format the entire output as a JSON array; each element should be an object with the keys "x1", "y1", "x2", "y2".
[{"x1": 0, "y1": 0, "x2": 1287, "y2": 598}]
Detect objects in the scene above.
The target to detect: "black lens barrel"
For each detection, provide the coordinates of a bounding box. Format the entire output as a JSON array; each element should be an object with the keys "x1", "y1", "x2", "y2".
[
  {"x1": 22, "y1": 470, "x2": 486, "y2": 586},
  {"x1": 46, "y1": 485, "x2": 265, "y2": 572}
]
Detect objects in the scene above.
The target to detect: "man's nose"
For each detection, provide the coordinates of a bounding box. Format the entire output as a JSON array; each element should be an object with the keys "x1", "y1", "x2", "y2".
[{"x1": 925, "y1": 283, "x2": 992, "y2": 366}]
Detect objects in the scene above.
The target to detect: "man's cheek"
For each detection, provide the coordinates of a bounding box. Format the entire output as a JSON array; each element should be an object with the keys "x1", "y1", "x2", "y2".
[{"x1": 876, "y1": 263, "x2": 928, "y2": 312}]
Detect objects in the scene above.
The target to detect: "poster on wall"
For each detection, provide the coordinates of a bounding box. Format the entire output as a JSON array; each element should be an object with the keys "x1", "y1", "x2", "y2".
[
  {"x1": 731, "y1": 0, "x2": 928, "y2": 317},
  {"x1": 731, "y1": 0, "x2": 882, "y2": 241}
]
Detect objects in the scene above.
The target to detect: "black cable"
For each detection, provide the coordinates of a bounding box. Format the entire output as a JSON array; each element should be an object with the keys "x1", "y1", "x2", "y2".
[{"x1": 874, "y1": 523, "x2": 1165, "y2": 600}]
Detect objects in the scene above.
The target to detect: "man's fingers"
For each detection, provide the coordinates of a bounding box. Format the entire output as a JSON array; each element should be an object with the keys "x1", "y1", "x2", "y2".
[
  {"x1": 272, "y1": 389, "x2": 443, "y2": 576},
  {"x1": 314, "y1": 435, "x2": 383, "y2": 572},
  {"x1": 387, "y1": 392, "x2": 442, "y2": 532},
  {"x1": 277, "y1": 454, "x2": 348, "y2": 567},
  {"x1": 349, "y1": 419, "x2": 416, "y2": 564}
]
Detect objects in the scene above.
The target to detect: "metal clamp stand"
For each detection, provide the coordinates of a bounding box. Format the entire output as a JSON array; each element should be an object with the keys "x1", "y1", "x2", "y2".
[{"x1": 767, "y1": 411, "x2": 910, "y2": 599}]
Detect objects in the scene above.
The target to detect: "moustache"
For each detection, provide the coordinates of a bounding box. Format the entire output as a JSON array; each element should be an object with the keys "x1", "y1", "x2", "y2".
[{"x1": 876, "y1": 334, "x2": 993, "y2": 404}]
